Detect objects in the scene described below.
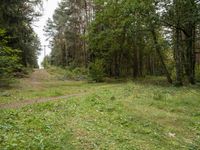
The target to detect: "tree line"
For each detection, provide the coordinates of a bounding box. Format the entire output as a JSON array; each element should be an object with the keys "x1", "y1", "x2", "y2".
[
  {"x1": 1, "y1": 0, "x2": 199, "y2": 85},
  {"x1": 0, "y1": 0, "x2": 41, "y2": 83},
  {"x1": 45, "y1": 0, "x2": 200, "y2": 85}
]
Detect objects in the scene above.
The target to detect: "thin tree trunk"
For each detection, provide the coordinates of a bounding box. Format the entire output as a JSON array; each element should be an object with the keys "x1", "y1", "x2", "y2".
[
  {"x1": 114, "y1": 54, "x2": 120, "y2": 77},
  {"x1": 151, "y1": 29, "x2": 173, "y2": 84},
  {"x1": 185, "y1": 24, "x2": 196, "y2": 84},
  {"x1": 174, "y1": 28, "x2": 183, "y2": 86}
]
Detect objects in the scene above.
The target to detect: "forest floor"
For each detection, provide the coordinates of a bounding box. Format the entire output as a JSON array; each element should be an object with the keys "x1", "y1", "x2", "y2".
[{"x1": 0, "y1": 69, "x2": 200, "y2": 149}]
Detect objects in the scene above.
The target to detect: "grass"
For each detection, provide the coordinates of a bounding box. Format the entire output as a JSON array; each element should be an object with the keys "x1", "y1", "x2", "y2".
[
  {"x1": 0, "y1": 71, "x2": 200, "y2": 149},
  {"x1": 0, "y1": 80, "x2": 96, "y2": 105},
  {"x1": 0, "y1": 69, "x2": 101, "y2": 105}
]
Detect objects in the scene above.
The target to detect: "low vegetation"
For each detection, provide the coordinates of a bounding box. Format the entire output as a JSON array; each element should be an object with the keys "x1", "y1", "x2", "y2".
[{"x1": 0, "y1": 69, "x2": 200, "y2": 149}]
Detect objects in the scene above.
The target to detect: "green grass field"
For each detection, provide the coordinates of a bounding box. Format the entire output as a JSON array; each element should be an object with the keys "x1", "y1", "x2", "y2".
[{"x1": 0, "y1": 70, "x2": 200, "y2": 150}]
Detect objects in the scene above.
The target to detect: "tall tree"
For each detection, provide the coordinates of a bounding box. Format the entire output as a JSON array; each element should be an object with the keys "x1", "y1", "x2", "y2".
[
  {"x1": 0, "y1": 0, "x2": 42, "y2": 68},
  {"x1": 45, "y1": 0, "x2": 94, "y2": 68}
]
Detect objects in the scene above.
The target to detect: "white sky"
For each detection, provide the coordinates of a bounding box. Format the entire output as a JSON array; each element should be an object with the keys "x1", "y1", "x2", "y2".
[{"x1": 33, "y1": 0, "x2": 61, "y2": 67}]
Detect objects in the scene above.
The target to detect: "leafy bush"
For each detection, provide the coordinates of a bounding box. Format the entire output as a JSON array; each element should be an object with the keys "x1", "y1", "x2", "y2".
[
  {"x1": 89, "y1": 59, "x2": 105, "y2": 82},
  {"x1": 47, "y1": 66, "x2": 88, "y2": 81},
  {"x1": 196, "y1": 67, "x2": 200, "y2": 82},
  {"x1": 63, "y1": 67, "x2": 88, "y2": 81}
]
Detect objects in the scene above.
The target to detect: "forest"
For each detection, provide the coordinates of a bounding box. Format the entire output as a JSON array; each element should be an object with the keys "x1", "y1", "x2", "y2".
[
  {"x1": 0, "y1": 0, "x2": 200, "y2": 149},
  {"x1": 0, "y1": 0, "x2": 41, "y2": 85},
  {"x1": 44, "y1": 0, "x2": 200, "y2": 85},
  {"x1": 0, "y1": 0, "x2": 200, "y2": 85}
]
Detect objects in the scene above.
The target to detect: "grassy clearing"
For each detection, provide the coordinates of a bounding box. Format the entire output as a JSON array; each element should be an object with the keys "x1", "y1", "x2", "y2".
[
  {"x1": 0, "y1": 69, "x2": 101, "y2": 105},
  {"x1": 0, "y1": 72, "x2": 200, "y2": 149},
  {"x1": 0, "y1": 80, "x2": 97, "y2": 105}
]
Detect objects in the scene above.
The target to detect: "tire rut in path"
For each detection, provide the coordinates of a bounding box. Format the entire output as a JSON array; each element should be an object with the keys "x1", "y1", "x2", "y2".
[{"x1": 0, "y1": 93, "x2": 86, "y2": 109}]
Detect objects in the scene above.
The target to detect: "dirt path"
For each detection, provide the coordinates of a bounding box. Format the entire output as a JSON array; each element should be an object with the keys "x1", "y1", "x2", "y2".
[
  {"x1": 24, "y1": 69, "x2": 53, "y2": 84},
  {"x1": 0, "y1": 93, "x2": 86, "y2": 109},
  {"x1": 0, "y1": 69, "x2": 87, "y2": 109},
  {"x1": 30, "y1": 69, "x2": 53, "y2": 81}
]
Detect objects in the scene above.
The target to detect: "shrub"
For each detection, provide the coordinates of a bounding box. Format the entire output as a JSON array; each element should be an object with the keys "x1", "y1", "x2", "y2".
[
  {"x1": 89, "y1": 59, "x2": 105, "y2": 82},
  {"x1": 47, "y1": 66, "x2": 88, "y2": 81},
  {"x1": 63, "y1": 67, "x2": 88, "y2": 81},
  {"x1": 196, "y1": 67, "x2": 200, "y2": 82}
]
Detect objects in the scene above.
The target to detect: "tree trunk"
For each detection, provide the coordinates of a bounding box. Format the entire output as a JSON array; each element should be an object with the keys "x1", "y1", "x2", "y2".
[
  {"x1": 185, "y1": 23, "x2": 196, "y2": 84},
  {"x1": 151, "y1": 29, "x2": 173, "y2": 84},
  {"x1": 114, "y1": 54, "x2": 120, "y2": 77},
  {"x1": 133, "y1": 48, "x2": 139, "y2": 78},
  {"x1": 174, "y1": 28, "x2": 183, "y2": 86}
]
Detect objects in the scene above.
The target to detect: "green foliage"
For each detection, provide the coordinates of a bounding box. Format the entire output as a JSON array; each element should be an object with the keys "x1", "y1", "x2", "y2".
[
  {"x1": 45, "y1": 0, "x2": 91, "y2": 67},
  {"x1": 63, "y1": 67, "x2": 88, "y2": 81},
  {"x1": 47, "y1": 66, "x2": 88, "y2": 81},
  {"x1": 0, "y1": 29, "x2": 21, "y2": 84},
  {"x1": 45, "y1": 0, "x2": 200, "y2": 85},
  {"x1": 0, "y1": 0, "x2": 41, "y2": 68},
  {"x1": 88, "y1": 0, "x2": 174, "y2": 78},
  {"x1": 89, "y1": 59, "x2": 105, "y2": 82},
  {"x1": 42, "y1": 56, "x2": 51, "y2": 69},
  {"x1": 195, "y1": 67, "x2": 200, "y2": 82}
]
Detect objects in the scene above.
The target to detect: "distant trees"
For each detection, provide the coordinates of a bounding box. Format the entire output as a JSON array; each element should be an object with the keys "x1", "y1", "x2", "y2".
[
  {"x1": 0, "y1": 0, "x2": 41, "y2": 81},
  {"x1": 45, "y1": 0, "x2": 94, "y2": 67},
  {"x1": 46, "y1": 0, "x2": 200, "y2": 84}
]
